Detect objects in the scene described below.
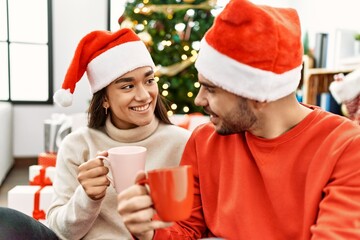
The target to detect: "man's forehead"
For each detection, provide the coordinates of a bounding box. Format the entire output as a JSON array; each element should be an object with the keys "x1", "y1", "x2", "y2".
[
  {"x1": 198, "y1": 73, "x2": 249, "y2": 100},
  {"x1": 197, "y1": 74, "x2": 216, "y2": 87}
]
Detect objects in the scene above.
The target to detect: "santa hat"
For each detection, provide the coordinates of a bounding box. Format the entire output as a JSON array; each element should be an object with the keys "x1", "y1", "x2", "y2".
[
  {"x1": 195, "y1": 0, "x2": 303, "y2": 102},
  {"x1": 329, "y1": 69, "x2": 360, "y2": 104},
  {"x1": 53, "y1": 28, "x2": 155, "y2": 107}
]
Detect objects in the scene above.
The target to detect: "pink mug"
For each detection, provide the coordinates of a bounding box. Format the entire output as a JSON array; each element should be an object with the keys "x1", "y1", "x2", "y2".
[
  {"x1": 98, "y1": 146, "x2": 147, "y2": 193},
  {"x1": 138, "y1": 165, "x2": 194, "y2": 222}
]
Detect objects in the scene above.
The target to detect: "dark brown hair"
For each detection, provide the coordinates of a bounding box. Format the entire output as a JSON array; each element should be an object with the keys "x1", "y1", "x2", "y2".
[{"x1": 88, "y1": 88, "x2": 171, "y2": 129}]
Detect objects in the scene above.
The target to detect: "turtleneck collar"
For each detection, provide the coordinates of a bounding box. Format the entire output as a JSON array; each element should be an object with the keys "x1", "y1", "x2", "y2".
[{"x1": 104, "y1": 116, "x2": 160, "y2": 143}]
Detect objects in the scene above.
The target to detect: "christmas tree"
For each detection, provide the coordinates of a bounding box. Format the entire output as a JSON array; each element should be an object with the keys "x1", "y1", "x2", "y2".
[{"x1": 119, "y1": 0, "x2": 218, "y2": 115}]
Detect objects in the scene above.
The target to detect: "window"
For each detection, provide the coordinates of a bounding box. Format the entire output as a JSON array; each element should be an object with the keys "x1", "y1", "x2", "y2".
[
  {"x1": 0, "y1": 0, "x2": 53, "y2": 104},
  {"x1": 0, "y1": 0, "x2": 9, "y2": 100}
]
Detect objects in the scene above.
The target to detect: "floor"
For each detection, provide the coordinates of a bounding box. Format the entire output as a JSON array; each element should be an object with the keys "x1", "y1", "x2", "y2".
[{"x1": 0, "y1": 158, "x2": 35, "y2": 207}]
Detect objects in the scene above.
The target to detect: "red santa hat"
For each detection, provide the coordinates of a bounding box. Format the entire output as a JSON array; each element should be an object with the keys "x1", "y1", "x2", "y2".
[
  {"x1": 53, "y1": 28, "x2": 155, "y2": 107},
  {"x1": 195, "y1": 0, "x2": 303, "y2": 102}
]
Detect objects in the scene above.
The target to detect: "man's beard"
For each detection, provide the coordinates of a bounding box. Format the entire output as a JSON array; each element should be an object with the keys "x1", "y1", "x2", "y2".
[{"x1": 216, "y1": 98, "x2": 257, "y2": 135}]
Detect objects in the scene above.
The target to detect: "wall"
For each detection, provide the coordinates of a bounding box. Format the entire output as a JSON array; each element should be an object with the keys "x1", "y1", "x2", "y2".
[
  {"x1": 0, "y1": 102, "x2": 13, "y2": 184},
  {"x1": 253, "y1": 1, "x2": 360, "y2": 30},
  {"x1": 12, "y1": 0, "x2": 360, "y2": 157},
  {"x1": 13, "y1": 0, "x2": 108, "y2": 157},
  {"x1": 252, "y1": 0, "x2": 360, "y2": 53},
  {"x1": 252, "y1": 0, "x2": 291, "y2": 7},
  {"x1": 295, "y1": 0, "x2": 360, "y2": 50}
]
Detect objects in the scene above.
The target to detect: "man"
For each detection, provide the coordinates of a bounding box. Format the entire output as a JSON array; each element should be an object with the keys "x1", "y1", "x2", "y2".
[{"x1": 117, "y1": 0, "x2": 360, "y2": 239}]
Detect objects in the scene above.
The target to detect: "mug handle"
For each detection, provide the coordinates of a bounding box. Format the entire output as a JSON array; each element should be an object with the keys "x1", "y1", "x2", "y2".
[
  {"x1": 96, "y1": 155, "x2": 114, "y2": 187},
  {"x1": 136, "y1": 174, "x2": 151, "y2": 194},
  {"x1": 136, "y1": 176, "x2": 149, "y2": 185}
]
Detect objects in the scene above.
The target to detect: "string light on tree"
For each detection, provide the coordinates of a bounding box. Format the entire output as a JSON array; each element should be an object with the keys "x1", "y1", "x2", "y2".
[
  {"x1": 171, "y1": 103, "x2": 178, "y2": 110},
  {"x1": 162, "y1": 90, "x2": 169, "y2": 97},
  {"x1": 167, "y1": 110, "x2": 174, "y2": 116},
  {"x1": 162, "y1": 83, "x2": 169, "y2": 89},
  {"x1": 183, "y1": 106, "x2": 190, "y2": 113}
]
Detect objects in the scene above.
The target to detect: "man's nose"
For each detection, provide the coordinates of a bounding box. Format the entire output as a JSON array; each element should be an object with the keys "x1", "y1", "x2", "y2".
[{"x1": 194, "y1": 87, "x2": 206, "y2": 106}]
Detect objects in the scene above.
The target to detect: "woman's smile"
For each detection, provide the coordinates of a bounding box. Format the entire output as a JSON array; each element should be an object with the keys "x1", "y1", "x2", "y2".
[{"x1": 130, "y1": 103, "x2": 151, "y2": 112}]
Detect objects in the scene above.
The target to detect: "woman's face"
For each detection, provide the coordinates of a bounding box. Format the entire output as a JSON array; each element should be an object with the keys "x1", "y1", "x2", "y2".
[{"x1": 104, "y1": 66, "x2": 158, "y2": 129}]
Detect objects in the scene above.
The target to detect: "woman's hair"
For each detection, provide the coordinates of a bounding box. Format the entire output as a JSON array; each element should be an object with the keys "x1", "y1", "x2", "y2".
[{"x1": 88, "y1": 87, "x2": 172, "y2": 129}]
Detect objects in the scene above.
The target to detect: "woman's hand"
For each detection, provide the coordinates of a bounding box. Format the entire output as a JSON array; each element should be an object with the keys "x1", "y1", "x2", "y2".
[
  {"x1": 117, "y1": 172, "x2": 173, "y2": 240},
  {"x1": 77, "y1": 151, "x2": 110, "y2": 200}
]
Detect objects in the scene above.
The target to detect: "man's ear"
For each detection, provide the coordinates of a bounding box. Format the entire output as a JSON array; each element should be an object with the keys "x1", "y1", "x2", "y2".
[{"x1": 248, "y1": 99, "x2": 268, "y2": 110}]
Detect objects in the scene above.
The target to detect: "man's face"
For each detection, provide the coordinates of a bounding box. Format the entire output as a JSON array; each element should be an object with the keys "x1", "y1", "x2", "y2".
[{"x1": 194, "y1": 74, "x2": 257, "y2": 135}]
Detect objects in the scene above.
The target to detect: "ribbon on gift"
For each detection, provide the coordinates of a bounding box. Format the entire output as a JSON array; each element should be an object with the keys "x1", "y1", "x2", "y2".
[
  {"x1": 33, "y1": 186, "x2": 46, "y2": 220},
  {"x1": 29, "y1": 165, "x2": 55, "y2": 220},
  {"x1": 29, "y1": 166, "x2": 53, "y2": 186}
]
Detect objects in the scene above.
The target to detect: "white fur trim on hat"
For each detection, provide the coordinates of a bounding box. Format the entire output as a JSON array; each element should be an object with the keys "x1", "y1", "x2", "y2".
[
  {"x1": 329, "y1": 68, "x2": 360, "y2": 103},
  {"x1": 53, "y1": 88, "x2": 73, "y2": 107},
  {"x1": 87, "y1": 41, "x2": 155, "y2": 94},
  {"x1": 195, "y1": 39, "x2": 303, "y2": 102}
]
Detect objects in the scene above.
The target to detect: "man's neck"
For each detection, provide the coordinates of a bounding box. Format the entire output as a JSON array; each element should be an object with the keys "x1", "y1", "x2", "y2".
[{"x1": 249, "y1": 97, "x2": 313, "y2": 139}]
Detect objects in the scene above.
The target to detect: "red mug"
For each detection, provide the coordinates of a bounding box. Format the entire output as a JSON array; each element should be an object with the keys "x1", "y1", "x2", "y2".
[{"x1": 138, "y1": 165, "x2": 194, "y2": 222}]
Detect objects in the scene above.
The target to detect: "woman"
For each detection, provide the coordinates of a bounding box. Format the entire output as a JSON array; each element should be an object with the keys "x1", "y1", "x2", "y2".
[{"x1": 0, "y1": 28, "x2": 190, "y2": 239}]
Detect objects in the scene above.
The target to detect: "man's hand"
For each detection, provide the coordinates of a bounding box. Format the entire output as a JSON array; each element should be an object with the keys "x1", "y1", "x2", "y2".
[
  {"x1": 117, "y1": 172, "x2": 173, "y2": 240},
  {"x1": 77, "y1": 151, "x2": 110, "y2": 200}
]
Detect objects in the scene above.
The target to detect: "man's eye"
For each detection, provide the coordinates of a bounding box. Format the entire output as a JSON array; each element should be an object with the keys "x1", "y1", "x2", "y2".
[{"x1": 205, "y1": 86, "x2": 214, "y2": 93}]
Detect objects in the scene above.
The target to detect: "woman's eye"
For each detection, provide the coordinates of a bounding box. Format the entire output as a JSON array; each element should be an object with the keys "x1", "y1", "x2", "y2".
[
  {"x1": 121, "y1": 84, "x2": 134, "y2": 90},
  {"x1": 146, "y1": 78, "x2": 155, "y2": 85}
]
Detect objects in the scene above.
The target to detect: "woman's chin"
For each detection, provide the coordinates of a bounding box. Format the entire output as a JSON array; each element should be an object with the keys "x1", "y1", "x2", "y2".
[{"x1": 134, "y1": 116, "x2": 154, "y2": 127}]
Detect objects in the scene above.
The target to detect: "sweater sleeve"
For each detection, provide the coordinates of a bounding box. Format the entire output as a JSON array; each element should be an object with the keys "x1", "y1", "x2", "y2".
[
  {"x1": 311, "y1": 132, "x2": 360, "y2": 239},
  {"x1": 154, "y1": 126, "x2": 208, "y2": 239},
  {"x1": 46, "y1": 132, "x2": 103, "y2": 240}
]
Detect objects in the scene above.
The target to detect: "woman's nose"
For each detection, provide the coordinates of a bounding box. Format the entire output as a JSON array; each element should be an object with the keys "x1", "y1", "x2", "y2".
[{"x1": 134, "y1": 85, "x2": 151, "y2": 101}]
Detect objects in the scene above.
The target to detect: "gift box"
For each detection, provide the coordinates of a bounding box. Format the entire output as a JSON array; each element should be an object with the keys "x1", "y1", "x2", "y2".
[
  {"x1": 8, "y1": 185, "x2": 54, "y2": 225},
  {"x1": 170, "y1": 114, "x2": 191, "y2": 129},
  {"x1": 44, "y1": 113, "x2": 71, "y2": 154},
  {"x1": 38, "y1": 152, "x2": 57, "y2": 167},
  {"x1": 29, "y1": 165, "x2": 56, "y2": 186},
  {"x1": 169, "y1": 113, "x2": 210, "y2": 131}
]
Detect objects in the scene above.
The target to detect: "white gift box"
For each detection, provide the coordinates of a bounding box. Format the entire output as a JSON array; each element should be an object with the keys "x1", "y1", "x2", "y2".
[
  {"x1": 7, "y1": 185, "x2": 54, "y2": 225},
  {"x1": 29, "y1": 165, "x2": 56, "y2": 185}
]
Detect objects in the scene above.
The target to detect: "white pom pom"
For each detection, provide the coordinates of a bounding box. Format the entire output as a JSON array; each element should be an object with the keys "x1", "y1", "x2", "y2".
[{"x1": 53, "y1": 89, "x2": 73, "y2": 107}]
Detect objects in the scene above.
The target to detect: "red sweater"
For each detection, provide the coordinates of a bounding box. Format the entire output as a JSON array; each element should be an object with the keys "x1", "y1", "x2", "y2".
[{"x1": 154, "y1": 107, "x2": 360, "y2": 239}]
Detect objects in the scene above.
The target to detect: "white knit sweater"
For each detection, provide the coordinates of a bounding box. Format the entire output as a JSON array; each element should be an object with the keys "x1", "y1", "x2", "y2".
[{"x1": 47, "y1": 117, "x2": 191, "y2": 240}]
